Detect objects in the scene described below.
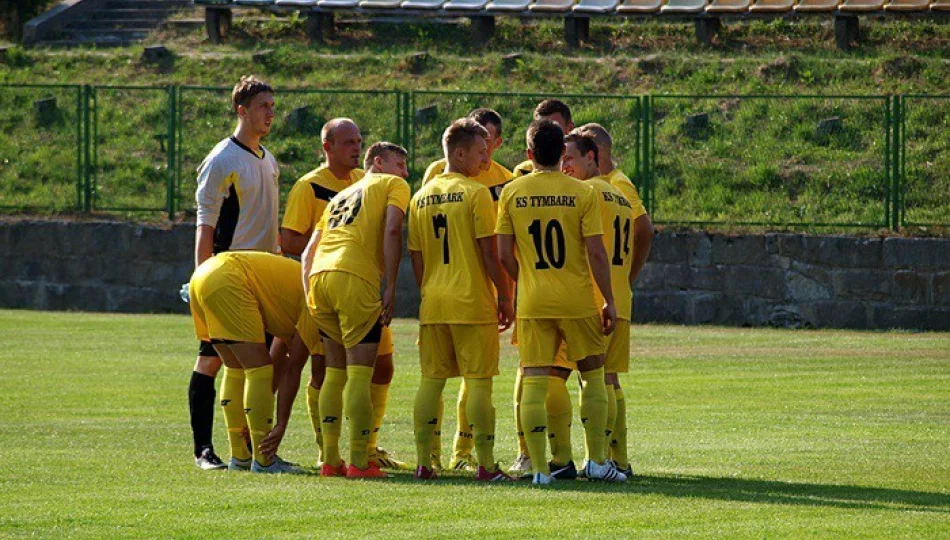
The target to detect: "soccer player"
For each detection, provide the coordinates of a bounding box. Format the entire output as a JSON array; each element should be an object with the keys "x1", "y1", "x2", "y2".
[
  {"x1": 562, "y1": 129, "x2": 638, "y2": 478},
  {"x1": 280, "y1": 118, "x2": 403, "y2": 470},
  {"x1": 408, "y1": 118, "x2": 515, "y2": 481},
  {"x1": 577, "y1": 123, "x2": 654, "y2": 476},
  {"x1": 421, "y1": 108, "x2": 514, "y2": 472},
  {"x1": 189, "y1": 251, "x2": 303, "y2": 474},
  {"x1": 496, "y1": 120, "x2": 626, "y2": 485},
  {"x1": 189, "y1": 76, "x2": 279, "y2": 470},
  {"x1": 508, "y1": 98, "x2": 576, "y2": 476},
  {"x1": 301, "y1": 142, "x2": 410, "y2": 479}
]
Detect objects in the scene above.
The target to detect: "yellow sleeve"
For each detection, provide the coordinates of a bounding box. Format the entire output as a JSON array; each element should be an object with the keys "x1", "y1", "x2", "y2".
[
  {"x1": 281, "y1": 180, "x2": 317, "y2": 234},
  {"x1": 388, "y1": 177, "x2": 411, "y2": 212},
  {"x1": 422, "y1": 159, "x2": 446, "y2": 185},
  {"x1": 315, "y1": 209, "x2": 328, "y2": 232},
  {"x1": 581, "y1": 185, "x2": 604, "y2": 238},
  {"x1": 613, "y1": 178, "x2": 647, "y2": 220},
  {"x1": 472, "y1": 186, "x2": 496, "y2": 239},
  {"x1": 495, "y1": 186, "x2": 513, "y2": 235},
  {"x1": 407, "y1": 195, "x2": 421, "y2": 252}
]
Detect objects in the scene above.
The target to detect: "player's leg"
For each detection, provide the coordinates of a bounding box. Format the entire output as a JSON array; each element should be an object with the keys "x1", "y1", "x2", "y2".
[
  {"x1": 604, "y1": 372, "x2": 618, "y2": 462},
  {"x1": 414, "y1": 324, "x2": 451, "y2": 479},
  {"x1": 509, "y1": 367, "x2": 532, "y2": 474},
  {"x1": 213, "y1": 346, "x2": 251, "y2": 470},
  {"x1": 429, "y1": 394, "x2": 444, "y2": 471},
  {"x1": 219, "y1": 342, "x2": 278, "y2": 471},
  {"x1": 546, "y1": 367, "x2": 576, "y2": 479},
  {"x1": 368, "y1": 332, "x2": 406, "y2": 470},
  {"x1": 343, "y1": 333, "x2": 382, "y2": 477},
  {"x1": 604, "y1": 319, "x2": 631, "y2": 475},
  {"x1": 449, "y1": 380, "x2": 476, "y2": 471},
  {"x1": 319, "y1": 337, "x2": 348, "y2": 476},
  {"x1": 516, "y1": 319, "x2": 559, "y2": 484},
  {"x1": 190, "y1": 344, "x2": 225, "y2": 469},
  {"x1": 307, "y1": 354, "x2": 326, "y2": 465},
  {"x1": 611, "y1": 380, "x2": 631, "y2": 476}
]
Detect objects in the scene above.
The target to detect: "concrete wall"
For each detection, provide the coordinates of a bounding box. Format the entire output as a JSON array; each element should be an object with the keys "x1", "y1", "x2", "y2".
[{"x1": 1, "y1": 220, "x2": 947, "y2": 330}]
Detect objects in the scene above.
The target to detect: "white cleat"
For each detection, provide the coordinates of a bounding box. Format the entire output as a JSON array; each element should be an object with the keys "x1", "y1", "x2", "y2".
[
  {"x1": 532, "y1": 472, "x2": 554, "y2": 486},
  {"x1": 583, "y1": 460, "x2": 627, "y2": 482},
  {"x1": 251, "y1": 458, "x2": 305, "y2": 474},
  {"x1": 228, "y1": 457, "x2": 252, "y2": 471},
  {"x1": 509, "y1": 453, "x2": 533, "y2": 474}
]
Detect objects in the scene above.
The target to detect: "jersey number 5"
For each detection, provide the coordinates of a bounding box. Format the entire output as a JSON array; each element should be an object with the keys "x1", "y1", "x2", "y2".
[{"x1": 527, "y1": 219, "x2": 565, "y2": 270}]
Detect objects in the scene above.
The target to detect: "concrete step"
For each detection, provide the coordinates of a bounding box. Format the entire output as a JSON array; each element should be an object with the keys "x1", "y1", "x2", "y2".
[
  {"x1": 91, "y1": 9, "x2": 172, "y2": 21},
  {"x1": 66, "y1": 19, "x2": 163, "y2": 30},
  {"x1": 103, "y1": 0, "x2": 191, "y2": 9},
  {"x1": 65, "y1": 28, "x2": 152, "y2": 41}
]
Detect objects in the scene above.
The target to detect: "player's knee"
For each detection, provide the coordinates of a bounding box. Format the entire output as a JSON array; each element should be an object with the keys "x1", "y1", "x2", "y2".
[{"x1": 194, "y1": 355, "x2": 222, "y2": 376}]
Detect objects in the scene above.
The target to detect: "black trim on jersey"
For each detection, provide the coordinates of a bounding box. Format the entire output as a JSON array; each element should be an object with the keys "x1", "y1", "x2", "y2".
[
  {"x1": 310, "y1": 183, "x2": 338, "y2": 202},
  {"x1": 213, "y1": 184, "x2": 239, "y2": 254},
  {"x1": 489, "y1": 181, "x2": 511, "y2": 202},
  {"x1": 229, "y1": 136, "x2": 266, "y2": 160}
]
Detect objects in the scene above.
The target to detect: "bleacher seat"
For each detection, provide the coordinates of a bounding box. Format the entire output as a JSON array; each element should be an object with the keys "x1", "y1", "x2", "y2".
[
  {"x1": 360, "y1": 0, "x2": 403, "y2": 7},
  {"x1": 883, "y1": 0, "x2": 929, "y2": 10},
  {"x1": 319, "y1": 0, "x2": 361, "y2": 6},
  {"x1": 839, "y1": 0, "x2": 884, "y2": 10},
  {"x1": 706, "y1": 0, "x2": 750, "y2": 12},
  {"x1": 573, "y1": 0, "x2": 619, "y2": 13},
  {"x1": 748, "y1": 0, "x2": 794, "y2": 12},
  {"x1": 932, "y1": 0, "x2": 950, "y2": 9},
  {"x1": 195, "y1": 0, "x2": 232, "y2": 5},
  {"x1": 616, "y1": 0, "x2": 664, "y2": 13},
  {"x1": 660, "y1": 0, "x2": 707, "y2": 12},
  {"x1": 234, "y1": 0, "x2": 276, "y2": 5},
  {"x1": 274, "y1": 0, "x2": 318, "y2": 6},
  {"x1": 401, "y1": 0, "x2": 446, "y2": 7},
  {"x1": 443, "y1": 0, "x2": 491, "y2": 9},
  {"x1": 530, "y1": 0, "x2": 577, "y2": 11},
  {"x1": 793, "y1": 0, "x2": 838, "y2": 10},
  {"x1": 486, "y1": 0, "x2": 534, "y2": 10}
]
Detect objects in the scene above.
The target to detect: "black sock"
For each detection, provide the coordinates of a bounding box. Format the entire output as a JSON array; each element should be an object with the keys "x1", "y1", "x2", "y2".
[{"x1": 189, "y1": 371, "x2": 217, "y2": 457}]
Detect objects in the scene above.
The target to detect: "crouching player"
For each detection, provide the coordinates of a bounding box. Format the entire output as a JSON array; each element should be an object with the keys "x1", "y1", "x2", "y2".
[
  {"x1": 408, "y1": 119, "x2": 515, "y2": 481},
  {"x1": 301, "y1": 142, "x2": 411, "y2": 479},
  {"x1": 189, "y1": 251, "x2": 305, "y2": 474}
]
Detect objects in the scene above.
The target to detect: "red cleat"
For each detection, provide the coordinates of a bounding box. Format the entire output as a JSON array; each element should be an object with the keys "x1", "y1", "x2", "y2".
[
  {"x1": 320, "y1": 461, "x2": 347, "y2": 477},
  {"x1": 414, "y1": 465, "x2": 438, "y2": 480},
  {"x1": 347, "y1": 463, "x2": 388, "y2": 479},
  {"x1": 475, "y1": 465, "x2": 516, "y2": 482}
]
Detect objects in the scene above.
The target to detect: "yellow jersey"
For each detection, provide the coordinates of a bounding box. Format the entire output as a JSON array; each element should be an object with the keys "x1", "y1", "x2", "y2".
[
  {"x1": 408, "y1": 172, "x2": 498, "y2": 325},
  {"x1": 495, "y1": 171, "x2": 603, "y2": 320},
  {"x1": 422, "y1": 159, "x2": 514, "y2": 206},
  {"x1": 605, "y1": 168, "x2": 647, "y2": 221},
  {"x1": 310, "y1": 173, "x2": 411, "y2": 289},
  {"x1": 588, "y1": 177, "x2": 636, "y2": 321},
  {"x1": 282, "y1": 164, "x2": 365, "y2": 235},
  {"x1": 512, "y1": 159, "x2": 534, "y2": 178}
]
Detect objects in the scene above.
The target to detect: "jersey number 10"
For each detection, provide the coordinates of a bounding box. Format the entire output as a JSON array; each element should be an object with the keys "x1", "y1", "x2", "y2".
[{"x1": 528, "y1": 219, "x2": 565, "y2": 270}]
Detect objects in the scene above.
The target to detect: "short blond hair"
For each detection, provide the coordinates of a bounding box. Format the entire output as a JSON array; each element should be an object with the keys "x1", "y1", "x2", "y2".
[
  {"x1": 364, "y1": 142, "x2": 408, "y2": 170},
  {"x1": 231, "y1": 75, "x2": 273, "y2": 114},
  {"x1": 321, "y1": 118, "x2": 357, "y2": 143},
  {"x1": 577, "y1": 123, "x2": 612, "y2": 151},
  {"x1": 442, "y1": 118, "x2": 489, "y2": 157}
]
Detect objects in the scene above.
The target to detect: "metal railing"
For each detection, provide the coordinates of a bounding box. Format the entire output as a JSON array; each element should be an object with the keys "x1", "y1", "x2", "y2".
[{"x1": 0, "y1": 84, "x2": 946, "y2": 232}]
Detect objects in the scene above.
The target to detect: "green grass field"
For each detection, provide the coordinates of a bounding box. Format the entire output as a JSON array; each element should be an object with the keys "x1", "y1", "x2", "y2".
[{"x1": 1, "y1": 309, "x2": 948, "y2": 538}]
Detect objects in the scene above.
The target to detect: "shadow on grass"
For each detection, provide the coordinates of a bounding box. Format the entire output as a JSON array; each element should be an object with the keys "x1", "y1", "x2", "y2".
[{"x1": 304, "y1": 469, "x2": 949, "y2": 512}]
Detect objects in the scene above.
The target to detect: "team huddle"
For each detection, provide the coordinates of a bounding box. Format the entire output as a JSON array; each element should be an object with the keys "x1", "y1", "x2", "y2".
[{"x1": 185, "y1": 76, "x2": 653, "y2": 485}]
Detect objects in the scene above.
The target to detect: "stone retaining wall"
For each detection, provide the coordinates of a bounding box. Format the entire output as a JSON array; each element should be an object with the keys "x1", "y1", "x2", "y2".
[{"x1": 1, "y1": 220, "x2": 946, "y2": 330}]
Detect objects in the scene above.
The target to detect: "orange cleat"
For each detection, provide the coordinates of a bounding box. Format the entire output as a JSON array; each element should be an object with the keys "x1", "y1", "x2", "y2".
[
  {"x1": 346, "y1": 463, "x2": 388, "y2": 479},
  {"x1": 414, "y1": 465, "x2": 438, "y2": 480},
  {"x1": 320, "y1": 461, "x2": 347, "y2": 477}
]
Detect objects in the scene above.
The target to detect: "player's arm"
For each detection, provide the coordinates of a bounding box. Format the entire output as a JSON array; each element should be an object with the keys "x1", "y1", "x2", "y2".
[
  {"x1": 259, "y1": 333, "x2": 310, "y2": 458},
  {"x1": 585, "y1": 234, "x2": 617, "y2": 335},
  {"x1": 498, "y1": 234, "x2": 518, "y2": 282},
  {"x1": 380, "y1": 205, "x2": 405, "y2": 327},
  {"x1": 280, "y1": 228, "x2": 312, "y2": 257},
  {"x1": 477, "y1": 236, "x2": 513, "y2": 331},
  {"x1": 194, "y1": 159, "x2": 228, "y2": 267},
  {"x1": 630, "y1": 213, "x2": 654, "y2": 285},
  {"x1": 409, "y1": 250, "x2": 424, "y2": 288},
  {"x1": 195, "y1": 225, "x2": 214, "y2": 267},
  {"x1": 301, "y1": 227, "x2": 323, "y2": 298}
]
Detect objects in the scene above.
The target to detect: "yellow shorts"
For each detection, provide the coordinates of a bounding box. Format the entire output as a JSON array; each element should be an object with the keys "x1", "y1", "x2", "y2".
[
  {"x1": 512, "y1": 322, "x2": 574, "y2": 371},
  {"x1": 604, "y1": 319, "x2": 631, "y2": 374},
  {"x1": 516, "y1": 315, "x2": 605, "y2": 368},
  {"x1": 308, "y1": 271, "x2": 382, "y2": 349},
  {"x1": 419, "y1": 324, "x2": 499, "y2": 379},
  {"x1": 297, "y1": 308, "x2": 394, "y2": 357},
  {"x1": 189, "y1": 257, "x2": 263, "y2": 343}
]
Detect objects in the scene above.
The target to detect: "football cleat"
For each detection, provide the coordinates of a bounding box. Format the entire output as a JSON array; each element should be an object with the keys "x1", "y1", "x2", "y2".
[
  {"x1": 194, "y1": 447, "x2": 227, "y2": 470},
  {"x1": 320, "y1": 461, "x2": 347, "y2": 477},
  {"x1": 548, "y1": 460, "x2": 578, "y2": 480},
  {"x1": 429, "y1": 454, "x2": 443, "y2": 473},
  {"x1": 228, "y1": 457, "x2": 252, "y2": 471},
  {"x1": 414, "y1": 465, "x2": 438, "y2": 480},
  {"x1": 583, "y1": 460, "x2": 627, "y2": 482},
  {"x1": 347, "y1": 463, "x2": 388, "y2": 479},
  {"x1": 531, "y1": 472, "x2": 554, "y2": 486},
  {"x1": 508, "y1": 453, "x2": 533, "y2": 474},
  {"x1": 369, "y1": 446, "x2": 408, "y2": 470},
  {"x1": 448, "y1": 454, "x2": 478, "y2": 472},
  {"x1": 475, "y1": 465, "x2": 516, "y2": 482},
  {"x1": 251, "y1": 459, "x2": 305, "y2": 474}
]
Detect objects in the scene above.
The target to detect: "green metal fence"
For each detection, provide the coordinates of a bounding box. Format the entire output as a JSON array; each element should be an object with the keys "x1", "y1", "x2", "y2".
[{"x1": 0, "y1": 84, "x2": 947, "y2": 232}]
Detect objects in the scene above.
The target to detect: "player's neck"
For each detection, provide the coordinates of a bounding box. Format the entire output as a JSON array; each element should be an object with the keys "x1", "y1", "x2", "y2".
[
  {"x1": 232, "y1": 126, "x2": 262, "y2": 154},
  {"x1": 327, "y1": 161, "x2": 354, "y2": 180},
  {"x1": 600, "y1": 159, "x2": 616, "y2": 176},
  {"x1": 533, "y1": 163, "x2": 559, "y2": 173}
]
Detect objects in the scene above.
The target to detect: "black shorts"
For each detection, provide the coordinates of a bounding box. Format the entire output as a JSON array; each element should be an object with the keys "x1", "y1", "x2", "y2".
[{"x1": 198, "y1": 333, "x2": 275, "y2": 357}]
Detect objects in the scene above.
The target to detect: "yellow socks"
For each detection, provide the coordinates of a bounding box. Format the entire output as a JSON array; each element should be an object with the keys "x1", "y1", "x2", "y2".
[
  {"x1": 243, "y1": 364, "x2": 275, "y2": 467},
  {"x1": 306, "y1": 384, "x2": 323, "y2": 464},
  {"x1": 430, "y1": 396, "x2": 444, "y2": 464},
  {"x1": 219, "y1": 367, "x2": 251, "y2": 461},
  {"x1": 367, "y1": 382, "x2": 389, "y2": 454},
  {"x1": 414, "y1": 377, "x2": 446, "y2": 468},
  {"x1": 579, "y1": 367, "x2": 608, "y2": 464},
  {"x1": 520, "y1": 375, "x2": 550, "y2": 475},
  {"x1": 546, "y1": 375, "x2": 573, "y2": 466},
  {"x1": 452, "y1": 380, "x2": 475, "y2": 461},
  {"x1": 514, "y1": 369, "x2": 529, "y2": 456},
  {"x1": 464, "y1": 377, "x2": 495, "y2": 469},
  {"x1": 320, "y1": 367, "x2": 347, "y2": 467},
  {"x1": 605, "y1": 383, "x2": 617, "y2": 458},
  {"x1": 611, "y1": 386, "x2": 629, "y2": 468},
  {"x1": 344, "y1": 365, "x2": 374, "y2": 469}
]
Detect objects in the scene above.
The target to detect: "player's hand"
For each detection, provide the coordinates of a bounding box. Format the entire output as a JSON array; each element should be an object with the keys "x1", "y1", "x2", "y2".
[
  {"x1": 497, "y1": 297, "x2": 514, "y2": 333},
  {"x1": 259, "y1": 424, "x2": 286, "y2": 459},
  {"x1": 602, "y1": 302, "x2": 617, "y2": 336},
  {"x1": 380, "y1": 286, "x2": 396, "y2": 327}
]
